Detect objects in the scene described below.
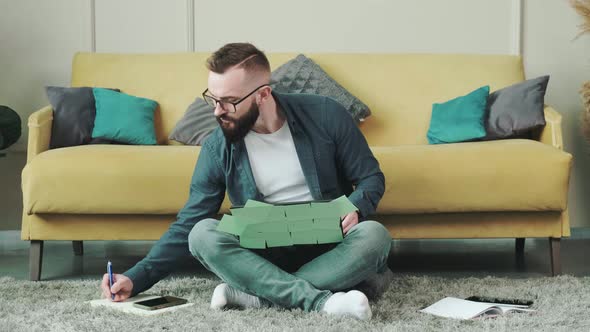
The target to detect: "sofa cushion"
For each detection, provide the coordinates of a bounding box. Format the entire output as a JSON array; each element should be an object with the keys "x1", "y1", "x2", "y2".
[
  {"x1": 22, "y1": 140, "x2": 571, "y2": 216},
  {"x1": 92, "y1": 88, "x2": 158, "y2": 145},
  {"x1": 22, "y1": 145, "x2": 200, "y2": 215},
  {"x1": 45, "y1": 86, "x2": 121, "y2": 149},
  {"x1": 168, "y1": 97, "x2": 217, "y2": 146},
  {"x1": 71, "y1": 53, "x2": 525, "y2": 146},
  {"x1": 372, "y1": 139, "x2": 572, "y2": 214},
  {"x1": 484, "y1": 75, "x2": 549, "y2": 140},
  {"x1": 427, "y1": 85, "x2": 489, "y2": 144},
  {"x1": 270, "y1": 54, "x2": 370, "y2": 123}
]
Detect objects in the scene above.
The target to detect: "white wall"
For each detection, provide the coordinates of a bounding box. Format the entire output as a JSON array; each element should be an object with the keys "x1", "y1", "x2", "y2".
[
  {"x1": 0, "y1": 0, "x2": 93, "y2": 151},
  {"x1": 523, "y1": 0, "x2": 590, "y2": 229},
  {"x1": 1, "y1": 0, "x2": 590, "y2": 227}
]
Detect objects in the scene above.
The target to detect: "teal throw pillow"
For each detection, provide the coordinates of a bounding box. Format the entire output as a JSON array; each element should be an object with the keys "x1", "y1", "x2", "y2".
[
  {"x1": 92, "y1": 88, "x2": 158, "y2": 145},
  {"x1": 427, "y1": 85, "x2": 490, "y2": 144}
]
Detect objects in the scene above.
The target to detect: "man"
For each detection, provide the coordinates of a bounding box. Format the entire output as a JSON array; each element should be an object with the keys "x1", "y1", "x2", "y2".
[{"x1": 101, "y1": 43, "x2": 391, "y2": 320}]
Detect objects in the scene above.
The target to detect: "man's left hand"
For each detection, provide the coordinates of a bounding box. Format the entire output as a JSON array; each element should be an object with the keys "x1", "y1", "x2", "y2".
[{"x1": 341, "y1": 211, "x2": 359, "y2": 235}]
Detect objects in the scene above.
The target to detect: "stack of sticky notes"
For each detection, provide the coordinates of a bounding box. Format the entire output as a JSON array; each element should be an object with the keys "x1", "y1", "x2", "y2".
[{"x1": 216, "y1": 195, "x2": 358, "y2": 248}]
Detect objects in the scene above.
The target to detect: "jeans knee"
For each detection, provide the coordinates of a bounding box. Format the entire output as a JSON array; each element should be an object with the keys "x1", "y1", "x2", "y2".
[
  {"x1": 188, "y1": 218, "x2": 219, "y2": 258},
  {"x1": 353, "y1": 220, "x2": 392, "y2": 257}
]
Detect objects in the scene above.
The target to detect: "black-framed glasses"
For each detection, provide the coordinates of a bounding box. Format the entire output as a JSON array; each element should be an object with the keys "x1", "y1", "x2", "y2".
[{"x1": 202, "y1": 84, "x2": 270, "y2": 113}]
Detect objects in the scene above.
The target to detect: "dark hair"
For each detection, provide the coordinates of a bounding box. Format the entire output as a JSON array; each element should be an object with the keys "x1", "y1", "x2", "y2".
[{"x1": 206, "y1": 43, "x2": 270, "y2": 74}]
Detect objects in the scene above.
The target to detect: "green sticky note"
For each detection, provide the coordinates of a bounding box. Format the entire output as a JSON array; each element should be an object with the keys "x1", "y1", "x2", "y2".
[
  {"x1": 291, "y1": 230, "x2": 317, "y2": 245},
  {"x1": 288, "y1": 220, "x2": 314, "y2": 232},
  {"x1": 231, "y1": 206, "x2": 273, "y2": 223},
  {"x1": 313, "y1": 218, "x2": 341, "y2": 230},
  {"x1": 244, "y1": 199, "x2": 272, "y2": 208},
  {"x1": 239, "y1": 229, "x2": 267, "y2": 249},
  {"x1": 267, "y1": 206, "x2": 287, "y2": 221},
  {"x1": 247, "y1": 221, "x2": 289, "y2": 233},
  {"x1": 265, "y1": 232, "x2": 293, "y2": 247},
  {"x1": 316, "y1": 229, "x2": 344, "y2": 244},
  {"x1": 310, "y1": 202, "x2": 338, "y2": 218},
  {"x1": 240, "y1": 237, "x2": 266, "y2": 249},
  {"x1": 284, "y1": 204, "x2": 313, "y2": 220},
  {"x1": 331, "y1": 195, "x2": 358, "y2": 216},
  {"x1": 216, "y1": 214, "x2": 240, "y2": 235}
]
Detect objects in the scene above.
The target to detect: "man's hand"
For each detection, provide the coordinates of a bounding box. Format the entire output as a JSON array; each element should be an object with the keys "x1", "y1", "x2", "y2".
[
  {"x1": 101, "y1": 273, "x2": 133, "y2": 302},
  {"x1": 341, "y1": 211, "x2": 359, "y2": 235}
]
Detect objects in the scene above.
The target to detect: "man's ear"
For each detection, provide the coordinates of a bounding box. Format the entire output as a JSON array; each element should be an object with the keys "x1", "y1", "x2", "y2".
[{"x1": 258, "y1": 85, "x2": 272, "y2": 103}]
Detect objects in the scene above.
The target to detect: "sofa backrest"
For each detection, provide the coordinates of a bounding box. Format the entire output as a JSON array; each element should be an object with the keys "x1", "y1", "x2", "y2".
[{"x1": 71, "y1": 52, "x2": 524, "y2": 146}]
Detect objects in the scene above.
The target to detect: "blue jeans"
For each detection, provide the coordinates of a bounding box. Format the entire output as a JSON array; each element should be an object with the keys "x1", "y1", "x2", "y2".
[{"x1": 188, "y1": 218, "x2": 392, "y2": 312}]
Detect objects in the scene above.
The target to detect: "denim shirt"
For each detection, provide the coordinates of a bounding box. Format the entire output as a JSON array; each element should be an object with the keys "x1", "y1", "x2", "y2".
[{"x1": 124, "y1": 91, "x2": 385, "y2": 296}]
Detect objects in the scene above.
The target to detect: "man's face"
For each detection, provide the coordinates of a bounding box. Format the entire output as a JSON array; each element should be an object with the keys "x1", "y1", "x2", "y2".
[
  {"x1": 216, "y1": 99, "x2": 259, "y2": 143},
  {"x1": 207, "y1": 68, "x2": 260, "y2": 143}
]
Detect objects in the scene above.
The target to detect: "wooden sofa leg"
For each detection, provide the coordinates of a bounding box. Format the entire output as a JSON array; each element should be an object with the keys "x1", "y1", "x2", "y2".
[
  {"x1": 550, "y1": 237, "x2": 561, "y2": 276},
  {"x1": 515, "y1": 238, "x2": 525, "y2": 254},
  {"x1": 73, "y1": 241, "x2": 84, "y2": 256},
  {"x1": 29, "y1": 240, "x2": 44, "y2": 281}
]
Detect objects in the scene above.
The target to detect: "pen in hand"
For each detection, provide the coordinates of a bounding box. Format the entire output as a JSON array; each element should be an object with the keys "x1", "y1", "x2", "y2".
[{"x1": 107, "y1": 260, "x2": 115, "y2": 300}]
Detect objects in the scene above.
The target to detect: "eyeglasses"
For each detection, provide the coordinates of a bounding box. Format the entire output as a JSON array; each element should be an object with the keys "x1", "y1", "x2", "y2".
[{"x1": 202, "y1": 84, "x2": 270, "y2": 113}]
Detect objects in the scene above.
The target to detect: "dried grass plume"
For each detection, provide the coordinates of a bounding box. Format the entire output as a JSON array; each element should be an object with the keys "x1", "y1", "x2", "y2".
[
  {"x1": 571, "y1": 0, "x2": 590, "y2": 38},
  {"x1": 571, "y1": 1, "x2": 590, "y2": 142}
]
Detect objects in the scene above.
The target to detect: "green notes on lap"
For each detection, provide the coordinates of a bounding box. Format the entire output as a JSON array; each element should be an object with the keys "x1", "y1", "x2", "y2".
[{"x1": 216, "y1": 195, "x2": 357, "y2": 249}]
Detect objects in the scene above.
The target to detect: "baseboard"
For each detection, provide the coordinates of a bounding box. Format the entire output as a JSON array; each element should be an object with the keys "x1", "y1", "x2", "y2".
[{"x1": 569, "y1": 227, "x2": 590, "y2": 239}]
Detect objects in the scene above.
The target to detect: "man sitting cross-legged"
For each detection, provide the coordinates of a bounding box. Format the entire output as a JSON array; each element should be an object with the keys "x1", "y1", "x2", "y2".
[{"x1": 101, "y1": 42, "x2": 392, "y2": 320}]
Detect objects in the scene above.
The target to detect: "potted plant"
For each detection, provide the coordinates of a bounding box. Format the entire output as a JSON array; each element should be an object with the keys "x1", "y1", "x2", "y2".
[{"x1": 0, "y1": 105, "x2": 21, "y2": 157}]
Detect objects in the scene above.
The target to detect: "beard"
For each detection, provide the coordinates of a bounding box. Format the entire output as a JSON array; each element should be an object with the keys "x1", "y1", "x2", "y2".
[{"x1": 216, "y1": 100, "x2": 260, "y2": 143}]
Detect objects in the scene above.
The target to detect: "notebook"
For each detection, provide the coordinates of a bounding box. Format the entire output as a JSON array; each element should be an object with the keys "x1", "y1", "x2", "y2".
[
  {"x1": 419, "y1": 297, "x2": 536, "y2": 320},
  {"x1": 87, "y1": 294, "x2": 194, "y2": 316}
]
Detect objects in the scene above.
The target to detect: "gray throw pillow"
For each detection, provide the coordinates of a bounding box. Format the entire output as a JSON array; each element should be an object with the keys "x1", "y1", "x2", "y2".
[
  {"x1": 270, "y1": 54, "x2": 371, "y2": 123},
  {"x1": 484, "y1": 75, "x2": 549, "y2": 140},
  {"x1": 46, "y1": 86, "x2": 121, "y2": 149},
  {"x1": 168, "y1": 97, "x2": 217, "y2": 146}
]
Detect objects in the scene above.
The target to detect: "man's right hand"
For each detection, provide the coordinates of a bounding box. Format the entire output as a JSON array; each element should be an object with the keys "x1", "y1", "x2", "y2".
[{"x1": 101, "y1": 273, "x2": 133, "y2": 302}]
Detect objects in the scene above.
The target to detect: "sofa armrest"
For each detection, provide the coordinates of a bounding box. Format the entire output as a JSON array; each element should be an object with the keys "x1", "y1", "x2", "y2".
[
  {"x1": 537, "y1": 105, "x2": 564, "y2": 150},
  {"x1": 26, "y1": 105, "x2": 53, "y2": 163}
]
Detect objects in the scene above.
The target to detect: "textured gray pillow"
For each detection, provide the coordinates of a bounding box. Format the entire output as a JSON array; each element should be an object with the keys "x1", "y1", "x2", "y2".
[
  {"x1": 484, "y1": 75, "x2": 549, "y2": 140},
  {"x1": 168, "y1": 97, "x2": 217, "y2": 146},
  {"x1": 270, "y1": 54, "x2": 371, "y2": 123}
]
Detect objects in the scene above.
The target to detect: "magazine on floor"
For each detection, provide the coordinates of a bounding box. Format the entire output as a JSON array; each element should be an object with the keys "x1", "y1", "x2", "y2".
[{"x1": 419, "y1": 296, "x2": 536, "y2": 320}]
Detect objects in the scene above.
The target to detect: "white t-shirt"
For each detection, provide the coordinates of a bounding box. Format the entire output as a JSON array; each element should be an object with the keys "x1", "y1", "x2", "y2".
[{"x1": 243, "y1": 120, "x2": 313, "y2": 204}]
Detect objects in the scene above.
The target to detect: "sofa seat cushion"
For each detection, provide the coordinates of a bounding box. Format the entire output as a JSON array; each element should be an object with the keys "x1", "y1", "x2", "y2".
[
  {"x1": 23, "y1": 140, "x2": 572, "y2": 216},
  {"x1": 23, "y1": 145, "x2": 202, "y2": 215},
  {"x1": 372, "y1": 139, "x2": 572, "y2": 214}
]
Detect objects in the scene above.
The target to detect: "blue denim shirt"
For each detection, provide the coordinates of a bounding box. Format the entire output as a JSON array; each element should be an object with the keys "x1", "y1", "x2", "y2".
[{"x1": 124, "y1": 91, "x2": 385, "y2": 296}]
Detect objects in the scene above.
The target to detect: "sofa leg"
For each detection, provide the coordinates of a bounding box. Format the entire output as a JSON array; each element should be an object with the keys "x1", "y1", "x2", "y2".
[
  {"x1": 550, "y1": 237, "x2": 561, "y2": 276},
  {"x1": 515, "y1": 238, "x2": 525, "y2": 254},
  {"x1": 29, "y1": 240, "x2": 44, "y2": 281},
  {"x1": 73, "y1": 241, "x2": 84, "y2": 256}
]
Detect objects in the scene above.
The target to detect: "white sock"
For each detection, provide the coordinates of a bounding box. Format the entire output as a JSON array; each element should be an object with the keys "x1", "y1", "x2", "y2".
[
  {"x1": 321, "y1": 290, "x2": 372, "y2": 320},
  {"x1": 210, "y1": 283, "x2": 262, "y2": 310}
]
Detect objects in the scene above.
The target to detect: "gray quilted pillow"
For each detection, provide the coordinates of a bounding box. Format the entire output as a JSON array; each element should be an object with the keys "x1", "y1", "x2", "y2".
[
  {"x1": 270, "y1": 54, "x2": 371, "y2": 123},
  {"x1": 168, "y1": 97, "x2": 217, "y2": 146}
]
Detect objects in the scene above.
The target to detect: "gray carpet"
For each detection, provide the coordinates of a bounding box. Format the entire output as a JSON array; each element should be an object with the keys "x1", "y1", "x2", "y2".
[{"x1": 1, "y1": 274, "x2": 589, "y2": 331}]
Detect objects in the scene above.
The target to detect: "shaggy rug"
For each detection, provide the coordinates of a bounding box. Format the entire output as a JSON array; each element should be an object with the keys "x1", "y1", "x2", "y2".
[{"x1": 1, "y1": 274, "x2": 589, "y2": 331}]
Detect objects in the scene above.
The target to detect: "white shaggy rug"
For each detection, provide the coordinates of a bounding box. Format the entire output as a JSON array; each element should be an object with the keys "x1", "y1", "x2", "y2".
[{"x1": 1, "y1": 274, "x2": 589, "y2": 331}]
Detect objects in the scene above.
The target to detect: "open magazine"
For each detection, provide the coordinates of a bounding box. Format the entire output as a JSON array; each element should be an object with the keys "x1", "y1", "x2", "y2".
[{"x1": 419, "y1": 297, "x2": 536, "y2": 320}]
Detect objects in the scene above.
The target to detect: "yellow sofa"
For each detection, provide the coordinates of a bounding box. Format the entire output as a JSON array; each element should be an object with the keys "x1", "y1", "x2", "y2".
[{"x1": 21, "y1": 52, "x2": 573, "y2": 280}]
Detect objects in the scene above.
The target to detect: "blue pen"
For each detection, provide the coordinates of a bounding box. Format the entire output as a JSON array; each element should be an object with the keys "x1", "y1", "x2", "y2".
[{"x1": 107, "y1": 260, "x2": 115, "y2": 300}]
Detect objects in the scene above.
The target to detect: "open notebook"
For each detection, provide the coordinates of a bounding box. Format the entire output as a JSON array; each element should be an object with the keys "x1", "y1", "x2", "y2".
[{"x1": 419, "y1": 297, "x2": 536, "y2": 320}]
